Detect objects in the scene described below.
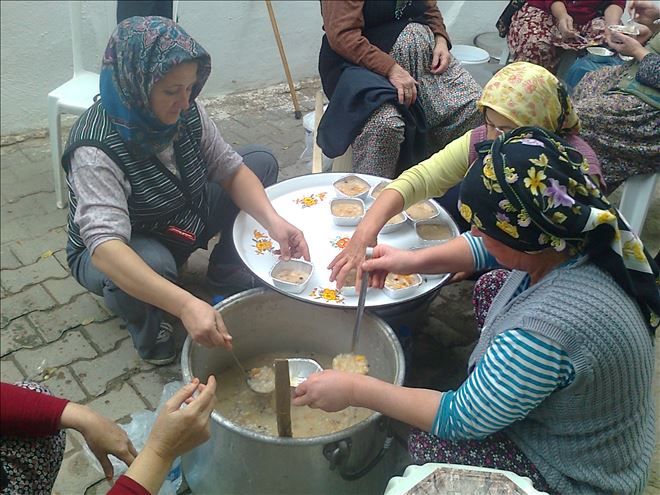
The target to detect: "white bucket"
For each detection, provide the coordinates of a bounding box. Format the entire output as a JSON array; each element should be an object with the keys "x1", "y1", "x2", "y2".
[{"x1": 301, "y1": 109, "x2": 333, "y2": 172}]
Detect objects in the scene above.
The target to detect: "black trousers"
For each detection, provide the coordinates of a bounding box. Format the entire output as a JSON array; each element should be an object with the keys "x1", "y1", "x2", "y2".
[{"x1": 116, "y1": 0, "x2": 173, "y2": 23}]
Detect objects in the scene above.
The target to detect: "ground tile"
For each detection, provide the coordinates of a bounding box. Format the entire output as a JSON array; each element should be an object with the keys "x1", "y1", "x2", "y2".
[
  {"x1": 129, "y1": 368, "x2": 183, "y2": 410},
  {"x1": 0, "y1": 315, "x2": 44, "y2": 356},
  {"x1": 52, "y1": 449, "x2": 105, "y2": 495},
  {"x1": 81, "y1": 318, "x2": 129, "y2": 353},
  {"x1": 0, "y1": 284, "x2": 56, "y2": 326},
  {"x1": 0, "y1": 244, "x2": 21, "y2": 269},
  {"x1": 0, "y1": 358, "x2": 24, "y2": 383},
  {"x1": 72, "y1": 338, "x2": 153, "y2": 397},
  {"x1": 43, "y1": 275, "x2": 89, "y2": 304},
  {"x1": 40, "y1": 366, "x2": 88, "y2": 404},
  {"x1": 12, "y1": 330, "x2": 97, "y2": 379},
  {"x1": 1, "y1": 255, "x2": 68, "y2": 294},
  {"x1": 85, "y1": 381, "x2": 148, "y2": 422},
  {"x1": 8, "y1": 227, "x2": 68, "y2": 265},
  {"x1": 29, "y1": 292, "x2": 112, "y2": 342}
]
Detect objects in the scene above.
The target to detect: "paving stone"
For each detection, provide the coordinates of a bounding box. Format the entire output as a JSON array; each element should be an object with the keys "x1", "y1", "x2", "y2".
[
  {"x1": 85, "y1": 381, "x2": 148, "y2": 422},
  {"x1": 0, "y1": 358, "x2": 24, "y2": 383},
  {"x1": 0, "y1": 315, "x2": 44, "y2": 355},
  {"x1": 81, "y1": 318, "x2": 129, "y2": 353},
  {"x1": 85, "y1": 479, "x2": 114, "y2": 495},
  {"x1": 43, "y1": 275, "x2": 88, "y2": 304},
  {"x1": 1, "y1": 255, "x2": 68, "y2": 293},
  {"x1": 12, "y1": 330, "x2": 97, "y2": 377},
  {"x1": 64, "y1": 429, "x2": 84, "y2": 455},
  {"x1": 40, "y1": 366, "x2": 88, "y2": 404},
  {"x1": 72, "y1": 338, "x2": 153, "y2": 397},
  {"x1": 8, "y1": 227, "x2": 68, "y2": 265},
  {"x1": 422, "y1": 315, "x2": 477, "y2": 347},
  {"x1": 0, "y1": 284, "x2": 56, "y2": 327},
  {"x1": 0, "y1": 244, "x2": 21, "y2": 269},
  {"x1": 29, "y1": 292, "x2": 112, "y2": 342},
  {"x1": 129, "y1": 368, "x2": 183, "y2": 410},
  {"x1": 23, "y1": 208, "x2": 68, "y2": 237},
  {"x1": 0, "y1": 176, "x2": 55, "y2": 209},
  {"x1": 52, "y1": 449, "x2": 105, "y2": 495}
]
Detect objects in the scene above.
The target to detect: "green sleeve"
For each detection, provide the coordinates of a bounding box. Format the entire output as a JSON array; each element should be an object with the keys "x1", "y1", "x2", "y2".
[{"x1": 386, "y1": 130, "x2": 472, "y2": 208}]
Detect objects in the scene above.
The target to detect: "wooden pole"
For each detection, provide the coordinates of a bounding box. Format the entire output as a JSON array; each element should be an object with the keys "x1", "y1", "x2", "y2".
[
  {"x1": 265, "y1": 0, "x2": 302, "y2": 119},
  {"x1": 274, "y1": 359, "x2": 292, "y2": 437}
]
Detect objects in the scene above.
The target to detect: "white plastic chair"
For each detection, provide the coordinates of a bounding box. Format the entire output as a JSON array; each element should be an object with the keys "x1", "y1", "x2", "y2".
[
  {"x1": 617, "y1": 172, "x2": 659, "y2": 236},
  {"x1": 47, "y1": 1, "x2": 101, "y2": 209}
]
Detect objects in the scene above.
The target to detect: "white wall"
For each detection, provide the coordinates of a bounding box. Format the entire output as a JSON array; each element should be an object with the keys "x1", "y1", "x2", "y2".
[{"x1": 0, "y1": 0, "x2": 505, "y2": 135}]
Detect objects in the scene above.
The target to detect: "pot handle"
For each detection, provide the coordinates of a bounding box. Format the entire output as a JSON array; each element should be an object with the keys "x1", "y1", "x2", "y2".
[{"x1": 323, "y1": 426, "x2": 395, "y2": 481}]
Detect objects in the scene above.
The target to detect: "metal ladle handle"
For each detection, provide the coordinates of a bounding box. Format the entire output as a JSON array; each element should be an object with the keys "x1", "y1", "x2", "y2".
[{"x1": 350, "y1": 248, "x2": 373, "y2": 353}]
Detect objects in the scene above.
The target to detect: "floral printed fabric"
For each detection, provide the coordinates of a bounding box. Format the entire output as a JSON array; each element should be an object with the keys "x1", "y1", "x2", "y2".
[
  {"x1": 0, "y1": 382, "x2": 66, "y2": 494},
  {"x1": 507, "y1": 4, "x2": 607, "y2": 72},
  {"x1": 100, "y1": 16, "x2": 211, "y2": 157},
  {"x1": 477, "y1": 61, "x2": 580, "y2": 134},
  {"x1": 458, "y1": 127, "x2": 659, "y2": 332}
]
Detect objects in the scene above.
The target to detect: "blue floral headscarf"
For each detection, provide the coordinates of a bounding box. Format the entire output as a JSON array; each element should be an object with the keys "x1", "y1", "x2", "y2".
[
  {"x1": 100, "y1": 16, "x2": 211, "y2": 157},
  {"x1": 458, "y1": 127, "x2": 659, "y2": 333}
]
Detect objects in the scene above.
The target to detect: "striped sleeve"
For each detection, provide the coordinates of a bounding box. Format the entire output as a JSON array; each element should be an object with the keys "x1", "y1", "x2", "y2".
[
  {"x1": 431, "y1": 329, "x2": 575, "y2": 440},
  {"x1": 461, "y1": 232, "x2": 499, "y2": 271}
]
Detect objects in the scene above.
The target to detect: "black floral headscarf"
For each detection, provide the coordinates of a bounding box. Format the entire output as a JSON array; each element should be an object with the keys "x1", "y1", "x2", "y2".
[{"x1": 458, "y1": 127, "x2": 659, "y2": 334}]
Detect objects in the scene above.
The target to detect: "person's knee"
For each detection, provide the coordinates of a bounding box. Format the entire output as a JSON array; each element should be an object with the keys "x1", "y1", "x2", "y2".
[
  {"x1": 128, "y1": 236, "x2": 178, "y2": 281},
  {"x1": 237, "y1": 145, "x2": 279, "y2": 187}
]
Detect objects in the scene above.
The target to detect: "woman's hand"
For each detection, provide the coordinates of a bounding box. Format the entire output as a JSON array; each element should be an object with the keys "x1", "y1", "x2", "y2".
[
  {"x1": 268, "y1": 216, "x2": 311, "y2": 261},
  {"x1": 292, "y1": 370, "x2": 356, "y2": 412},
  {"x1": 431, "y1": 35, "x2": 451, "y2": 74},
  {"x1": 629, "y1": 0, "x2": 660, "y2": 28},
  {"x1": 361, "y1": 244, "x2": 418, "y2": 288},
  {"x1": 144, "y1": 377, "x2": 217, "y2": 460},
  {"x1": 607, "y1": 28, "x2": 651, "y2": 60},
  {"x1": 328, "y1": 230, "x2": 375, "y2": 289},
  {"x1": 387, "y1": 63, "x2": 418, "y2": 106},
  {"x1": 556, "y1": 15, "x2": 577, "y2": 39},
  {"x1": 60, "y1": 403, "x2": 138, "y2": 480},
  {"x1": 179, "y1": 297, "x2": 233, "y2": 349}
]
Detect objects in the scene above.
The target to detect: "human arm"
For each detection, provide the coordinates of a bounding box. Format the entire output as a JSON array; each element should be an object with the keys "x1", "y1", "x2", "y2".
[
  {"x1": 113, "y1": 377, "x2": 217, "y2": 495},
  {"x1": 603, "y1": 3, "x2": 624, "y2": 27},
  {"x1": 629, "y1": 0, "x2": 660, "y2": 28},
  {"x1": 219, "y1": 164, "x2": 309, "y2": 261},
  {"x1": 607, "y1": 25, "x2": 653, "y2": 59},
  {"x1": 550, "y1": 1, "x2": 577, "y2": 38},
  {"x1": 328, "y1": 131, "x2": 472, "y2": 288},
  {"x1": 292, "y1": 370, "x2": 441, "y2": 432}
]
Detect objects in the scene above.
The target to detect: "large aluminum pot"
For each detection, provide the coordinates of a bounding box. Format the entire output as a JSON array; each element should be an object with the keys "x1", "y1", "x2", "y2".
[{"x1": 181, "y1": 288, "x2": 405, "y2": 494}]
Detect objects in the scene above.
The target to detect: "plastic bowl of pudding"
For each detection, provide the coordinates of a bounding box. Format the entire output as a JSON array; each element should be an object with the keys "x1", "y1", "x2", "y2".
[
  {"x1": 383, "y1": 273, "x2": 423, "y2": 300},
  {"x1": 368, "y1": 180, "x2": 391, "y2": 201},
  {"x1": 608, "y1": 24, "x2": 640, "y2": 36},
  {"x1": 404, "y1": 200, "x2": 440, "y2": 222},
  {"x1": 330, "y1": 198, "x2": 365, "y2": 226},
  {"x1": 341, "y1": 269, "x2": 358, "y2": 297},
  {"x1": 379, "y1": 212, "x2": 407, "y2": 234},
  {"x1": 587, "y1": 46, "x2": 614, "y2": 61},
  {"x1": 270, "y1": 259, "x2": 314, "y2": 294},
  {"x1": 333, "y1": 175, "x2": 370, "y2": 199},
  {"x1": 415, "y1": 218, "x2": 456, "y2": 245}
]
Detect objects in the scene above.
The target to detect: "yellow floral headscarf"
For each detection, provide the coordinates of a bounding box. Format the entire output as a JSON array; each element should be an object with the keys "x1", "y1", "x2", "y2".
[{"x1": 478, "y1": 62, "x2": 580, "y2": 134}]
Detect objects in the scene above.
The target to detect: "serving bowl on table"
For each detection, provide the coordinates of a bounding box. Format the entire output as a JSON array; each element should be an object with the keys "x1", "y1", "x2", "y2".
[
  {"x1": 586, "y1": 46, "x2": 615, "y2": 62},
  {"x1": 270, "y1": 259, "x2": 314, "y2": 294},
  {"x1": 383, "y1": 273, "x2": 423, "y2": 300},
  {"x1": 404, "y1": 200, "x2": 440, "y2": 222},
  {"x1": 379, "y1": 212, "x2": 407, "y2": 234},
  {"x1": 333, "y1": 174, "x2": 370, "y2": 199},
  {"x1": 330, "y1": 198, "x2": 365, "y2": 227}
]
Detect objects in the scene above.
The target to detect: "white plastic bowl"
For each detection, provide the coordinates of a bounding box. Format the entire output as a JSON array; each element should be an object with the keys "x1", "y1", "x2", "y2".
[
  {"x1": 269, "y1": 259, "x2": 314, "y2": 294},
  {"x1": 383, "y1": 273, "x2": 423, "y2": 300},
  {"x1": 587, "y1": 46, "x2": 614, "y2": 61},
  {"x1": 330, "y1": 198, "x2": 365, "y2": 227},
  {"x1": 333, "y1": 175, "x2": 370, "y2": 199}
]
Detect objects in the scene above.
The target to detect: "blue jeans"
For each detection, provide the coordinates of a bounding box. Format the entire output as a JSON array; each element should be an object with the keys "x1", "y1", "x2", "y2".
[{"x1": 67, "y1": 145, "x2": 278, "y2": 360}]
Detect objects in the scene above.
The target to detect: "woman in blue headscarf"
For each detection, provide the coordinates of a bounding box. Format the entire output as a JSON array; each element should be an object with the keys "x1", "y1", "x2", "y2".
[
  {"x1": 62, "y1": 17, "x2": 309, "y2": 365},
  {"x1": 293, "y1": 127, "x2": 658, "y2": 494}
]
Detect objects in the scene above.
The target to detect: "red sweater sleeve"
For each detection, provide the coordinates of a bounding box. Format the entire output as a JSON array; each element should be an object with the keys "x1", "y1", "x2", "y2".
[
  {"x1": 107, "y1": 475, "x2": 151, "y2": 495},
  {"x1": 0, "y1": 382, "x2": 69, "y2": 437},
  {"x1": 526, "y1": 1, "x2": 625, "y2": 24}
]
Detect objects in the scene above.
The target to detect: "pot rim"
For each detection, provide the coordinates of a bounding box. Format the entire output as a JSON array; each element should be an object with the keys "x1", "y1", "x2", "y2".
[{"x1": 181, "y1": 288, "x2": 405, "y2": 445}]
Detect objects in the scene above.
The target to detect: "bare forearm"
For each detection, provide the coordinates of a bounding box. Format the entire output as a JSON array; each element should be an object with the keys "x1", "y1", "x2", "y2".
[
  {"x1": 604, "y1": 4, "x2": 623, "y2": 25},
  {"x1": 92, "y1": 240, "x2": 196, "y2": 319},
  {"x1": 350, "y1": 375, "x2": 441, "y2": 432},
  {"x1": 355, "y1": 190, "x2": 405, "y2": 243},
  {"x1": 124, "y1": 446, "x2": 173, "y2": 495},
  {"x1": 414, "y1": 236, "x2": 475, "y2": 274},
  {"x1": 221, "y1": 165, "x2": 279, "y2": 231}
]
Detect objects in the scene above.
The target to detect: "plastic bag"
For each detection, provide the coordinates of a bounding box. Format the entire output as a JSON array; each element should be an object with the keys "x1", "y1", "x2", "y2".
[
  {"x1": 300, "y1": 110, "x2": 333, "y2": 172},
  {"x1": 84, "y1": 381, "x2": 183, "y2": 495}
]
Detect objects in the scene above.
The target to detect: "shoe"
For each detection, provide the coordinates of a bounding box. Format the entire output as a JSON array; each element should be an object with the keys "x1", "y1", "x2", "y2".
[
  {"x1": 143, "y1": 322, "x2": 177, "y2": 366},
  {"x1": 206, "y1": 263, "x2": 259, "y2": 292}
]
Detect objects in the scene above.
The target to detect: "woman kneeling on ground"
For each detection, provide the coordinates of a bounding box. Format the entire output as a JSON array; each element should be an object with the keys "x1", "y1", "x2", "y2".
[{"x1": 294, "y1": 127, "x2": 658, "y2": 495}]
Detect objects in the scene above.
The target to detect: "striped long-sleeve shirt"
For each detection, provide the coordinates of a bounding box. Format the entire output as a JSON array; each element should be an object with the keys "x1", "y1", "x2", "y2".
[{"x1": 431, "y1": 233, "x2": 576, "y2": 440}]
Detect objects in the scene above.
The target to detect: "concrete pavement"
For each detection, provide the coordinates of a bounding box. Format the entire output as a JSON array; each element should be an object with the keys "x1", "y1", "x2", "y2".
[{"x1": 1, "y1": 75, "x2": 658, "y2": 494}]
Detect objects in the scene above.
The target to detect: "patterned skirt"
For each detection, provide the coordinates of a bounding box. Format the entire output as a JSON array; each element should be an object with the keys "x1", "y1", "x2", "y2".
[
  {"x1": 572, "y1": 66, "x2": 660, "y2": 191},
  {"x1": 507, "y1": 4, "x2": 607, "y2": 73},
  {"x1": 352, "y1": 23, "x2": 482, "y2": 178},
  {"x1": 407, "y1": 270, "x2": 557, "y2": 495},
  {"x1": 1, "y1": 382, "x2": 66, "y2": 494}
]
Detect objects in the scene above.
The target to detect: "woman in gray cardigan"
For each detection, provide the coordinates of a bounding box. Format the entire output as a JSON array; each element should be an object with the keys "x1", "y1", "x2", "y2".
[{"x1": 294, "y1": 127, "x2": 658, "y2": 494}]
